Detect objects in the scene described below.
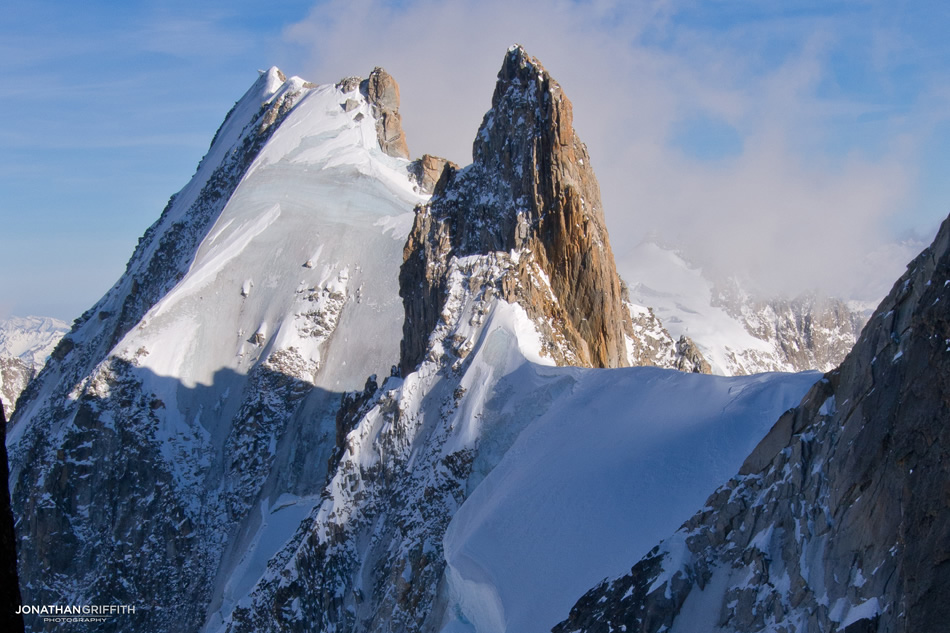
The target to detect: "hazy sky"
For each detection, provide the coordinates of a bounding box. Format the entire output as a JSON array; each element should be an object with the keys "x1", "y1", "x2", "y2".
[{"x1": 3, "y1": 0, "x2": 950, "y2": 320}]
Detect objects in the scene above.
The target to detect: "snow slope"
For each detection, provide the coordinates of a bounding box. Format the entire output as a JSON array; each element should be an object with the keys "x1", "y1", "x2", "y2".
[
  {"x1": 438, "y1": 365, "x2": 818, "y2": 633},
  {"x1": 9, "y1": 67, "x2": 427, "y2": 633}
]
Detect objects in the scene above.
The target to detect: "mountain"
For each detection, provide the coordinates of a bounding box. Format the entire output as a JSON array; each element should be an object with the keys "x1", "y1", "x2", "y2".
[
  {"x1": 0, "y1": 315, "x2": 68, "y2": 414},
  {"x1": 8, "y1": 65, "x2": 428, "y2": 633},
  {"x1": 9, "y1": 47, "x2": 863, "y2": 633},
  {"x1": 554, "y1": 216, "x2": 950, "y2": 631},
  {"x1": 623, "y1": 241, "x2": 864, "y2": 375},
  {"x1": 200, "y1": 47, "x2": 816, "y2": 633}
]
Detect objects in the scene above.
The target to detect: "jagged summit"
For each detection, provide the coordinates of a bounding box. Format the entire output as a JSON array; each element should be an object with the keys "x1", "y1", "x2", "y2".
[
  {"x1": 7, "y1": 48, "x2": 865, "y2": 633},
  {"x1": 400, "y1": 45, "x2": 630, "y2": 372},
  {"x1": 362, "y1": 66, "x2": 410, "y2": 159}
]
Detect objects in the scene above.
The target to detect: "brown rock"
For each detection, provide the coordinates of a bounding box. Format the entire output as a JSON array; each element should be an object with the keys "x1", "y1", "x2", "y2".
[
  {"x1": 400, "y1": 46, "x2": 630, "y2": 372},
  {"x1": 363, "y1": 67, "x2": 409, "y2": 159},
  {"x1": 408, "y1": 154, "x2": 459, "y2": 194}
]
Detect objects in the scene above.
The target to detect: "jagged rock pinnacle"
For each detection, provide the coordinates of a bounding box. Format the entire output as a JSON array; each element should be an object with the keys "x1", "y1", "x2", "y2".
[
  {"x1": 400, "y1": 46, "x2": 630, "y2": 372},
  {"x1": 363, "y1": 67, "x2": 410, "y2": 159}
]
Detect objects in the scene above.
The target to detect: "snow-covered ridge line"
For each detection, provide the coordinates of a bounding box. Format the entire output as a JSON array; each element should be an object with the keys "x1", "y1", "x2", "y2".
[
  {"x1": 10, "y1": 67, "x2": 311, "y2": 436},
  {"x1": 9, "y1": 61, "x2": 427, "y2": 633}
]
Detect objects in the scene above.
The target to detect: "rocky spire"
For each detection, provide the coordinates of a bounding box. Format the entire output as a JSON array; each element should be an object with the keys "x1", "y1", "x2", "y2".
[
  {"x1": 555, "y1": 213, "x2": 950, "y2": 633},
  {"x1": 363, "y1": 67, "x2": 410, "y2": 159},
  {"x1": 400, "y1": 45, "x2": 630, "y2": 372}
]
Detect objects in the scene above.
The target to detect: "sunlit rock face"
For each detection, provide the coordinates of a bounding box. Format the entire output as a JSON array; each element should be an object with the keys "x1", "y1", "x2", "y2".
[{"x1": 401, "y1": 45, "x2": 633, "y2": 373}]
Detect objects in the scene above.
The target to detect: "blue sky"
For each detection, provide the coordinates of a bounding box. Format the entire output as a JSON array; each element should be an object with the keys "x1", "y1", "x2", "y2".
[{"x1": 3, "y1": 0, "x2": 950, "y2": 320}]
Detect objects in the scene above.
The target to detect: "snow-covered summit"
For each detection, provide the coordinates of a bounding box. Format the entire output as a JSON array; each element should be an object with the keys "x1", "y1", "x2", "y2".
[{"x1": 9, "y1": 63, "x2": 427, "y2": 633}]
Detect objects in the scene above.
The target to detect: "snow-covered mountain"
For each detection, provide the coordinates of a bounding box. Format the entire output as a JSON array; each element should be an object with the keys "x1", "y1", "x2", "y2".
[
  {"x1": 9, "y1": 65, "x2": 429, "y2": 633},
  {"x1": 8, "y1": 45, "x2": 922, "y2": 633},
  {"x1": 622, "y1": 241, "x2": 864, "y2": 375},
  {"x1": 555, "y1": 215, "x2": 950, "y2": 632},
  {"x1": 203, "y1": 46, "x2": 816, "y2": 633},
  {"x1": 0, "y1": 316, "x2": 68, "y2": 367},
  {"x1": 0, "y1": 315, "x2": 68, "y2": 414}
]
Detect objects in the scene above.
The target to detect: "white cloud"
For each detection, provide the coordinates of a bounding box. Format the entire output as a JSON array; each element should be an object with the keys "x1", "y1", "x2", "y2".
[{"x1": 284, "y1": 0, "x2": 945, "y2": 301}]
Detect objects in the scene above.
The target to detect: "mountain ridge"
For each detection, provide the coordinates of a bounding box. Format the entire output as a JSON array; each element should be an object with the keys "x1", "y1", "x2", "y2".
[
  {"x1": 554, "y1": 213, "x2": 950, "y2": 632},
  {"x1": 4, "y1": 46, "x2": 913, "y2": 633}
]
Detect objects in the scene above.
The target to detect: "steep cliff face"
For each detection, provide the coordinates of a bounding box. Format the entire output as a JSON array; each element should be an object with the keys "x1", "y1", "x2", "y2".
[
  {"x1": 400, "y1": 45, "x2": 631, "y2": 373},
  {"x1": 555, "y1": 214, "x2": 950, "y2": 633}
]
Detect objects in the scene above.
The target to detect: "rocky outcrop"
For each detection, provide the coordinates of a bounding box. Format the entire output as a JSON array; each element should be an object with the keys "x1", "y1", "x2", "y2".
[
  {"x1": 624, "y1": 302, "x2": 711, "y2": 374},
  {"x1": 555, "y1": 214, "x2": 950, "y2": 633},
  {"x1": 0, "y1": 356, "x2": 33, "y2": 416},
  {"x1": 363, "y1": 67, "x2": 410, "y2": 159},
  {"x1": 0, "y1": 403, "x2": 24, "y2": 633},
  {"x1": 408, "y1": 154, "x2": 458, "y2": 194},
  {"x1": 674, "y1": 335, "x2": 711, "y2": 374},
  {"x1": 400, "y1": 45, "x2": 630, "y2": 373}
]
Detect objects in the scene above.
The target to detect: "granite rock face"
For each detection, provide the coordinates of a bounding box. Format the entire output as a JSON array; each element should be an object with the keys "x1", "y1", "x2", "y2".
[
  {"x1": 555, "y1": 214, "x2": 950, "y2": 633},
  {"x1": 363, "y1": 67, "x2": 410, "y2": 159},
  {"x1": 408, "y1": 154, "x2": 458, "y2": 194},
  {"x1": 400, "y1": 45, "x2": 631, "y2": 373}
]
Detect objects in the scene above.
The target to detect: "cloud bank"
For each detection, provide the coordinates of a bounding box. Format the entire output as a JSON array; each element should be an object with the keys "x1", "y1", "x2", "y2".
[{"x1": 284, "y1": 0, "x2": 947, "y2": 301}]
